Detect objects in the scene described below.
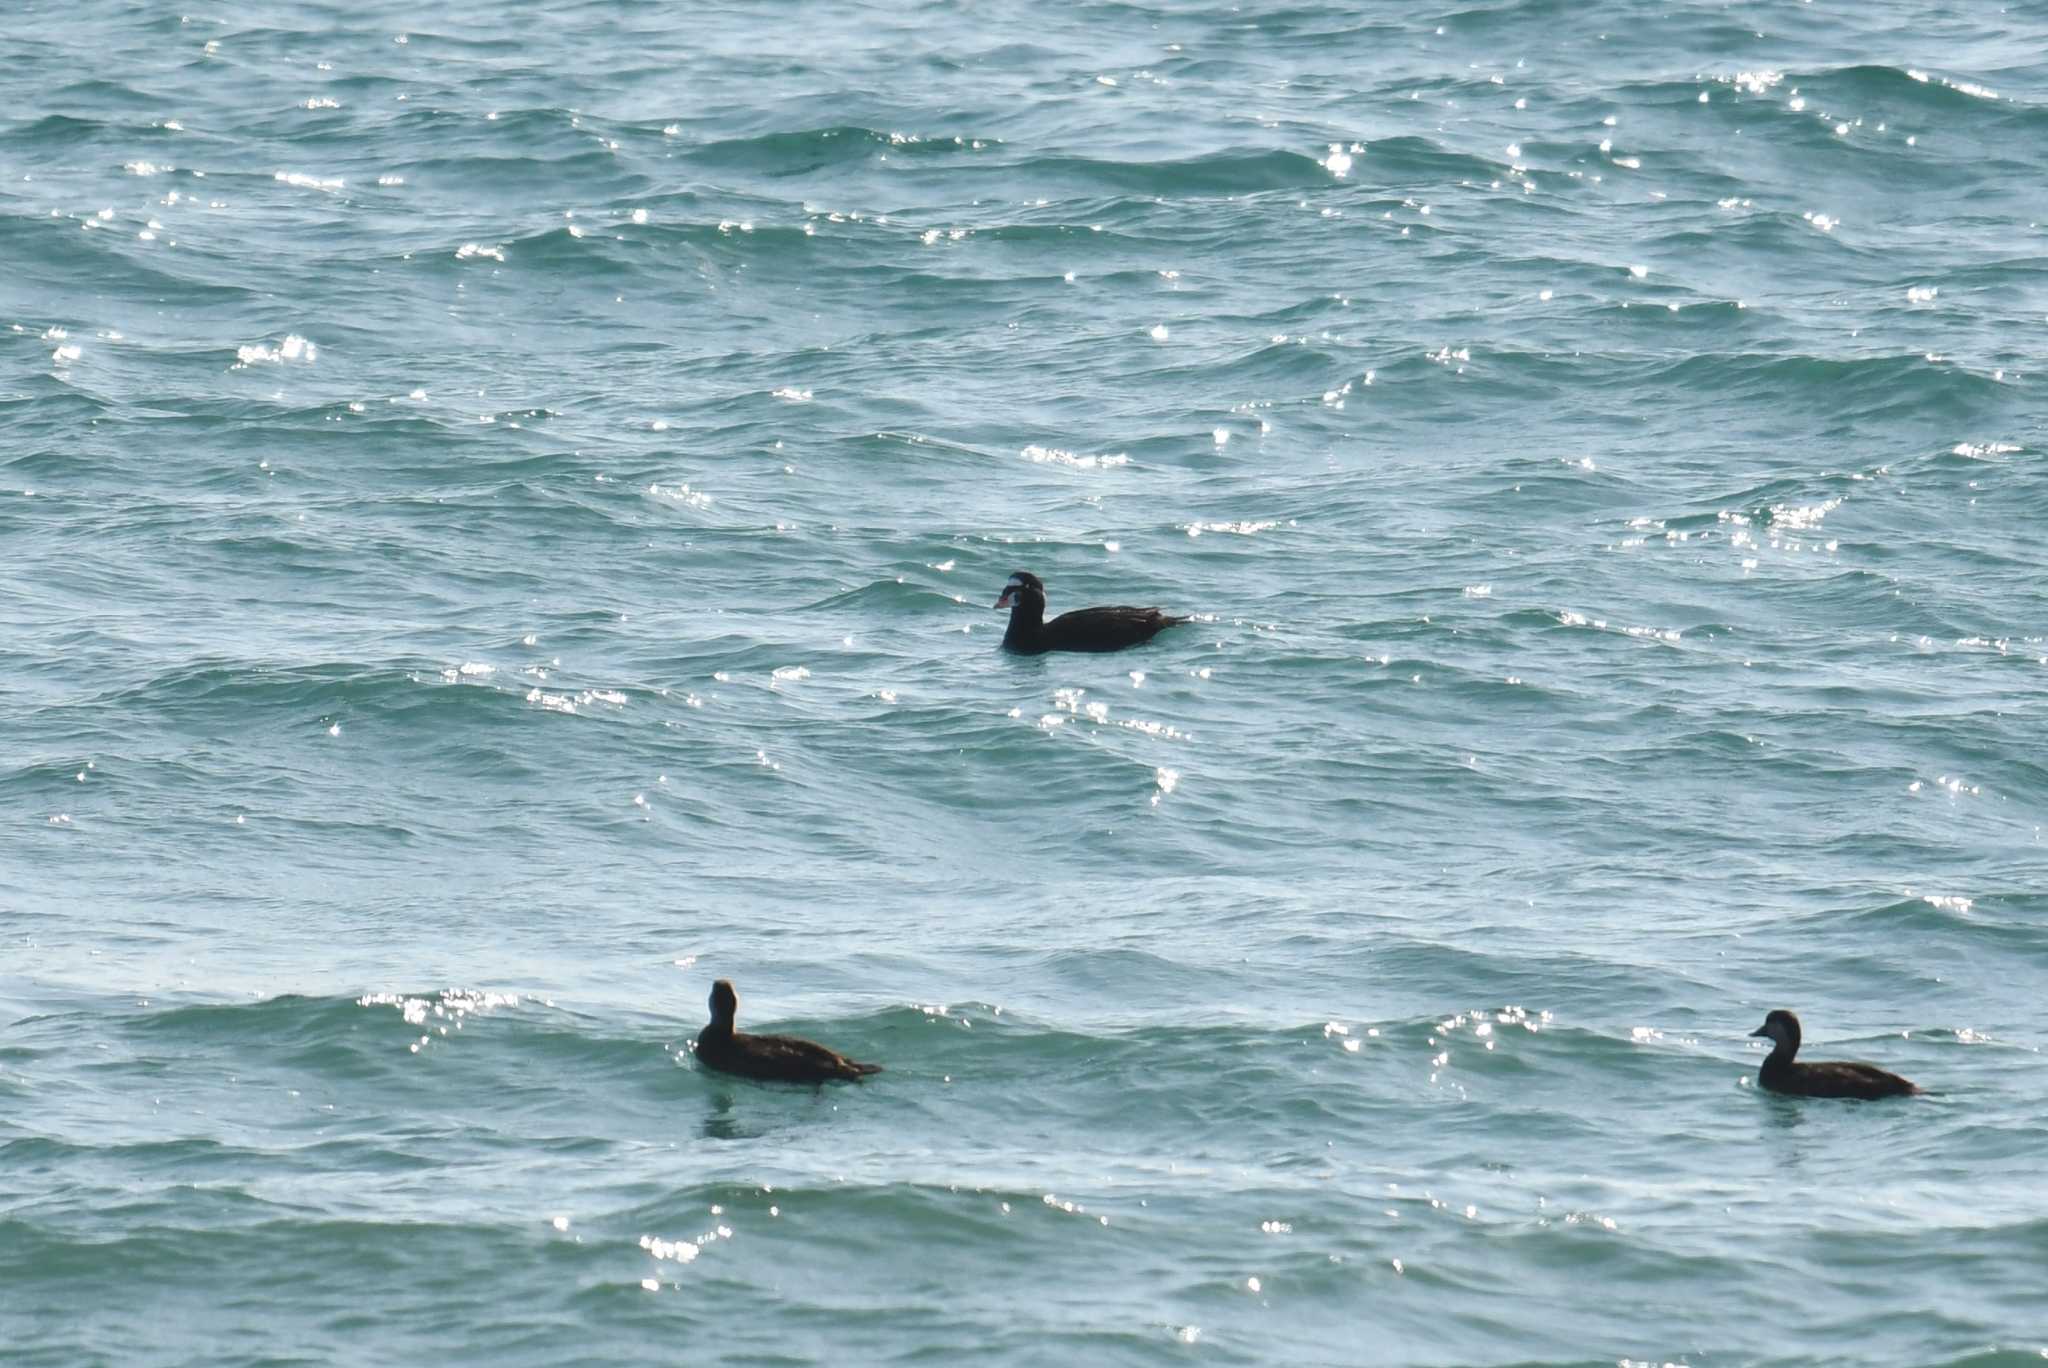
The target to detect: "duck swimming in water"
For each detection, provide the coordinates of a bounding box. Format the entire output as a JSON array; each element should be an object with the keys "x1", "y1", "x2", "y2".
[
  {"x1": 994, "y1": 571, "x2": 1189, "y2": 655},
  {"x1": 1750, "y1": 1010, "x2": 1918, "y2": 1100},
  {"x1": 694, "y1": 979, "x2": 881, "y2": 1084}
]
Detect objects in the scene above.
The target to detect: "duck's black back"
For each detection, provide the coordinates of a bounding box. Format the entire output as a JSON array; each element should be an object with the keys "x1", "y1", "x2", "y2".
[
  {"x1": 1032, "y1": 605, "x2": 1187, "y2": 654},
  {"x1": 1761, "y1": 1058, "x2": 1918, "y2": 1100},
  {"x1": 696, "y1": 1025, "x2": 881, "y2": 1084}
]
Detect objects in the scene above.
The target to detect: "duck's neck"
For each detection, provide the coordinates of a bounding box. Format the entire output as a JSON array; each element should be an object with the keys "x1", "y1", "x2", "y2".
[
  {"x1": 1003, "y1": 593, "x2": 1046, "y2": 649},
  {"x1": 1760, "y1": 1037, "x2": 1798, "y2": 1074},
  {"x1": 703, "y1": 1015, "x2": 735, "y2": 1041}
]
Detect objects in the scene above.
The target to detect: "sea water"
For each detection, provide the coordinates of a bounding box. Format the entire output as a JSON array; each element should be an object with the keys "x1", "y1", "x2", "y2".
[{"x1": 3, "y1": 2, "x2": 2046, "y2": 1363}]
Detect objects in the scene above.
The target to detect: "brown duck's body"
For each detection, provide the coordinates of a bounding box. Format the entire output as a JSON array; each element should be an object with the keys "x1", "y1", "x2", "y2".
[
  {"x1": 1751, "y1": 1010, "x2": 1918, "y2": 1100},
  {"x1": 995, "y1": 571, "x2": 1188, "y2": 655},
  {"x1": 695, "y1": 980, "x2": 880, "y2": 1085}
]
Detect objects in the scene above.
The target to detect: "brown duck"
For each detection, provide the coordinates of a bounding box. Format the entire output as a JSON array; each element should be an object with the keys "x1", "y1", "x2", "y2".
[
  {"x1": 1750, "y1": 1010, "x2": 1918, "y2": 1100},
  {"x1": 694, "y1": 979, "x2": 881, "y2": 1084}
]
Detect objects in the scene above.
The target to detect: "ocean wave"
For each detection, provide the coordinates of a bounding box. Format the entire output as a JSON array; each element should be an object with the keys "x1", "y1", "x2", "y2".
[
  {"x1": 683, "y1": 124, "x2": 995, "y2": 173},
  {"x1": 1633, "y1": 351, "x2": 2006, "y2": 413},
  {"x1": 1784, "y1": 63, "x2": 2043, "y2": 118},
  {"x1": 1028, "y1": 147, "x2": 1340, "y2": 196},
  {"x1": 8, "y1": 2, "x2": 2048, "y2": 1360}
]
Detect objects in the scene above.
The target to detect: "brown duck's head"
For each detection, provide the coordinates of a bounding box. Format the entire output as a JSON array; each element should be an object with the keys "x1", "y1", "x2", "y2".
[
  {"x1": 1750, "y1": 1009, "x2": 1801, "y2": 1053},
  {"x1": 994, "y1": 570, "x2": 1046, "y2": 612},
  {"x1": 708, "y1": 979, "x2": 739, "y2": 1029}
]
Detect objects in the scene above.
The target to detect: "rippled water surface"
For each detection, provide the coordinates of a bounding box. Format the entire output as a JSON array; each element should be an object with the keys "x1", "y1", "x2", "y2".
[{"x1": 5, "y1": 1, "x2": 2047, "y2": 1363}]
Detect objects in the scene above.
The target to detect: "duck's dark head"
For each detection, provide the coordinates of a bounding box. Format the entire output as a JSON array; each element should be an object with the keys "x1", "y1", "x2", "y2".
[
  {"x1": 1750, "y1": 1009, "x2": 1801, "y2": 1054},
  {"x1": 708, "y1": 979, "x2": 739, "y2": 1030},
  {"x1": 994, "y1": 571, "x2": 1046, "y2": 613}
]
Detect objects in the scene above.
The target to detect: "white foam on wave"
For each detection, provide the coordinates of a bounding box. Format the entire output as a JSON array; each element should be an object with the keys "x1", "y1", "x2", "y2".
[
  {"x1": 1022, "y1": 444, "x2": 1128, "y2": 470},
  {"x1": 1923, "y1": 75, "x2": 1999, "y2": 100},
  {"x1": 640, "y1": 1234, "x2": 702, "y2": 1265},
  {"x1": 1556, "y1": 610, "x2": 1680, "y2": 644},
  {"x1": 647, "y1": 482, "x2": 712, "y2": 508},
  {"x1": 275, "y1": 170, "x2": 344, "y2": 192},
  {"x1": 1768, "y1": 496, "x2": 1841, "y2": 530},
  {"x1": 234, "y1": 334, "x2": 317, "y2": 367},
  {"x1": 358, "y1": 989, "x2": 522, "y2": 1053}
]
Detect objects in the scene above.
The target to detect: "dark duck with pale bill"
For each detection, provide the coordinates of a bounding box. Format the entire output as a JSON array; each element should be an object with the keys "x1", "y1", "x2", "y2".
[
  {"x1": 694, "y1": 979, "x2": 881, "y2": 1084},
  {"x1": 994, "y1": 571, "x2": 1189, "y2": 654},
  {"x1": 1750, "y1": 1009, "x2": 1918, "y2": 1100}
]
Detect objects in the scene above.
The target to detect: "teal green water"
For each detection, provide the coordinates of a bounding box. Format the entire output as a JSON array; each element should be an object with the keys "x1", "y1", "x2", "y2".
[{"x1": 4, "y1": 2, "x2": 2047, "y2": 1363}]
